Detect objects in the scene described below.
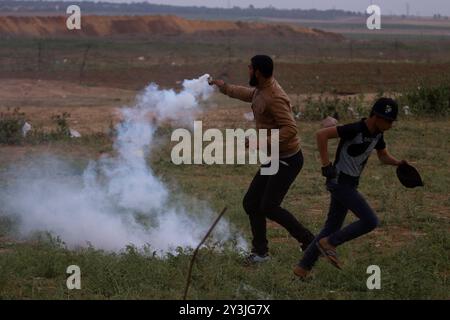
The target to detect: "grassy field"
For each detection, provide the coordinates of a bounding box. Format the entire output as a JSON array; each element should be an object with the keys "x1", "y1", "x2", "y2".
[
  {"x1": 0, "y1": 113, "x2": 448, "y2": 299},
  {"x1": 0, "y1": 29, "x2": 449, "y2": 299}
]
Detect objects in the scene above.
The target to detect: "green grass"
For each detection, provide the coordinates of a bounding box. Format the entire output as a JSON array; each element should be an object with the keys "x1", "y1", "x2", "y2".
[{"x1": 0, "y1": 118, "x2": 448, "y2": 299}]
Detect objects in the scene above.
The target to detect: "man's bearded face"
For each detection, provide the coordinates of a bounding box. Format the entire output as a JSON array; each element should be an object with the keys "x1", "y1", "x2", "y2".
[{"x1": 249, "y1": 67, "x2": 258, "y2": 87}]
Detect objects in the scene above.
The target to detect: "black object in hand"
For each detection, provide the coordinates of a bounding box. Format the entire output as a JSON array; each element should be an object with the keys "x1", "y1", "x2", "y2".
[
  {"x1": 322, "y1": 163, "x2": 337, "y2": 179},
  {"x1": 396, "y1": 163, "x2": 424, "y2": 188}
]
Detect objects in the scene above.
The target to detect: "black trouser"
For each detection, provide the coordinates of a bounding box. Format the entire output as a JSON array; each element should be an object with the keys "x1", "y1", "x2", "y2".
[
  {"x1": 298, "y1": 180, "x2": 379, "y2": 270},
  {"x1": 243, "y1": 150, "x2": 314, "y2": 255}
]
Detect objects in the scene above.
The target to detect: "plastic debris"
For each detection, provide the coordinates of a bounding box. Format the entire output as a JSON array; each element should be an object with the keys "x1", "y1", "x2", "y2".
[
  {"x1": 243, "y1": 112, "x2": 254, "y2": 121},
  {"x1": 403, "y1": 105, "x2": 411, "y2": 115},
  {"x1": 347, "y1": 106, "x2": 360, "y2": 119},
  {"x1": 22, "y1": 122, "x2": 32, "y2": 137},
  {"x1": 69, "y1": 128, "x2": 81, "y2": 138}
]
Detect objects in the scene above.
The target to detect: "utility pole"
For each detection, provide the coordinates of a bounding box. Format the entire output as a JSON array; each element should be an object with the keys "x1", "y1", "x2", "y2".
[
  {"x1": 406, "y1": 3, "x2": 410, "y2": 17},
  {"x1": 221, "y1": 0, "x2": 232, "y2": 80},
  {"x1": 226, "y1": 0, "x2": 231, "y2": 66},
  {"x1": 37, "y1": 40, "x2": 42, "y2": 75},
  {"x1": 349, "y1": 40, "x2": 354, "y2": 61},
  {"x1": 79, "y1": 43, "x2": 92, "y2": 84}
]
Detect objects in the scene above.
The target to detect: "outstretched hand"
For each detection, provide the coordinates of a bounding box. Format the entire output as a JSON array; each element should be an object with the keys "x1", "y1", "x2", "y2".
[{"x1": 210, "y1": 79, "x2": 225, "y2": 87}]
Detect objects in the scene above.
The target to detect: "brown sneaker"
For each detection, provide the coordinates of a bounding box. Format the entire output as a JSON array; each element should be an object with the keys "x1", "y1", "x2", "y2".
[
  {"x1": 293, "y1": 265, "x2": 310, "y2": 279},
  {"x1": 316, "y1": 237, "x2": 342, "y2": 270}
]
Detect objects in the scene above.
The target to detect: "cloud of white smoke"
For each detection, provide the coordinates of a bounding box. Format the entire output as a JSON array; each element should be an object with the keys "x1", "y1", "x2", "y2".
[{"x1": 0, "y1": 74, "x2": 247, "y2": 255}]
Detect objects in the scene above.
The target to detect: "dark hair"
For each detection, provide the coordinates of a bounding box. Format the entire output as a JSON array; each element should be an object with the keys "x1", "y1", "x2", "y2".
[{"x1": 251, "y1": 55, "x2": 274, "y2": 78}]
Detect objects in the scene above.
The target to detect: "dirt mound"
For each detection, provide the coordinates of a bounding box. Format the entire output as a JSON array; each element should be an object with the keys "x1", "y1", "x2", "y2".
[{"x1": 0, "y1": 15, "x2": 344, "y2": 40}]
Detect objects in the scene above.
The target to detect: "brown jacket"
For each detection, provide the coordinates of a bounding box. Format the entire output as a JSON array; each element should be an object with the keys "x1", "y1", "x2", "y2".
[{"x1": 220, "y1": 77, "x2": 301, "y2": 158}]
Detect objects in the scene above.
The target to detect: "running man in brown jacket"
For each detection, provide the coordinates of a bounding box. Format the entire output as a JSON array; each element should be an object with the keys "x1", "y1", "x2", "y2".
[{"x1": 211, "y1": 55, "x2": 314, "y2": 263}]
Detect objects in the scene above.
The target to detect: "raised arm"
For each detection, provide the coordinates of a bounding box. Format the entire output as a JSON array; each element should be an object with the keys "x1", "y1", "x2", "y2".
[{"x1": 211, "y1": 79, "x2": 255, "y2": 103}]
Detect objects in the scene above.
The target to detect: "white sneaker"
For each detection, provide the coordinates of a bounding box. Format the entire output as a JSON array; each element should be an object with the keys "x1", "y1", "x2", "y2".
[{"x1": 244, "y1": 253, "x2": 270, "y2": 265}]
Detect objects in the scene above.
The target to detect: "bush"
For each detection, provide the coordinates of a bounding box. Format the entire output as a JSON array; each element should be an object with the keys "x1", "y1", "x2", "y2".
[
  {"x1": 0, "y1": 108, "x2": 26, "y2": 144},
  {"x1": 26, "y1": 112, "x2": 72, "y2": 143},
  {"x1": 399, "y1": 83, "x2": 450, "y2": 116},
  {"x1": 301, "y1": 94, "x2": 367, "y2": 121},
  {"x1": 0, "y1": 110, "x2": 76, "y2": 145},
  {"x1": 50, "y1": 112, "x2": 71, "y2": 138}
]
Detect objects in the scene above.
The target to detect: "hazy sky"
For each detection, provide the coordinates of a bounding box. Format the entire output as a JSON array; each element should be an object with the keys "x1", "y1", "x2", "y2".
[
  {"x1": 149, "y1": 0, "x2": 450, "y2": 16},
  {"x1": 31, "y1": 1, "x2": 450, "y2": 16}
]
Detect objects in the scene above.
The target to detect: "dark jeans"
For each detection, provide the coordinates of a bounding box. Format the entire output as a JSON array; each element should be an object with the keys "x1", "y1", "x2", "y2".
[
  {"x1": 299, "y1": 180, "x2": 379, "y2": 270},
  {"x1": 243, "y1": 150, "x2": 314, "y2": 255}
]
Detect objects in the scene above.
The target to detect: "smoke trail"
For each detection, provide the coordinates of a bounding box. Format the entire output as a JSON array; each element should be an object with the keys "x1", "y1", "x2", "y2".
[{"x1": 0, "y1": 74, "x2": 247, "y2": 254}]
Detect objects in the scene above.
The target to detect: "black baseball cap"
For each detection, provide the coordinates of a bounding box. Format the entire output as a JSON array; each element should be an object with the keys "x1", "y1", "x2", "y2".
[
  {"x1": 396, "y1": 163, "x2": 424, "y2": 188},
  {"x1": 371, "y1": 98, "x2": 399, "y2": 121}
]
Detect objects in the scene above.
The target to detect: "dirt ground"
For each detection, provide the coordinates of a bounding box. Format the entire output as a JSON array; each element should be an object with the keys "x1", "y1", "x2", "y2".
[
  {"x1": 0, "y1": 79, "x2": 135, "y2": 134},
  {"x1": 0, "y1": 78, "x2": 380, "y2": 135},
  {"x1": 3, "y1": 60, "x2": 450, "y2": 94}
]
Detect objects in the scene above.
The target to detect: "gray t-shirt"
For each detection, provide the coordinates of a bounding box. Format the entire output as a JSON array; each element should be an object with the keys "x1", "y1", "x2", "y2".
[{"x1": 334, "y1": 119, "x2": 386, "y2": 183}]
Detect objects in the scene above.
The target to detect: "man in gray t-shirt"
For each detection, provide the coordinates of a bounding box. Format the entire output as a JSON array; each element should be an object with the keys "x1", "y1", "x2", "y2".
[
  {"x1": 332, "y1": 118, "x2": 386, "y2": 186},
  {"x1": 294, "y1": 98, "x2": 410, "y2": 278}
]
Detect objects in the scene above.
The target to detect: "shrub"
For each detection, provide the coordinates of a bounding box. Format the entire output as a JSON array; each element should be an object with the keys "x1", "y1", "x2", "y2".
[
  {"x1": 399, "y1": 83, "x2": 450, "y2": 116},
  {"x1": 0, "y1": 108, "x2": 26, "y2": 144},
  {"x1": 301, "y1": 94, "x2": 367, "y2": 121},
  {"x1": 50, "y1": 112, "x2": 71, "y2": 138},
  {"x1": 0, "y1": 110, "x2": 76, "y2": 145}
]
